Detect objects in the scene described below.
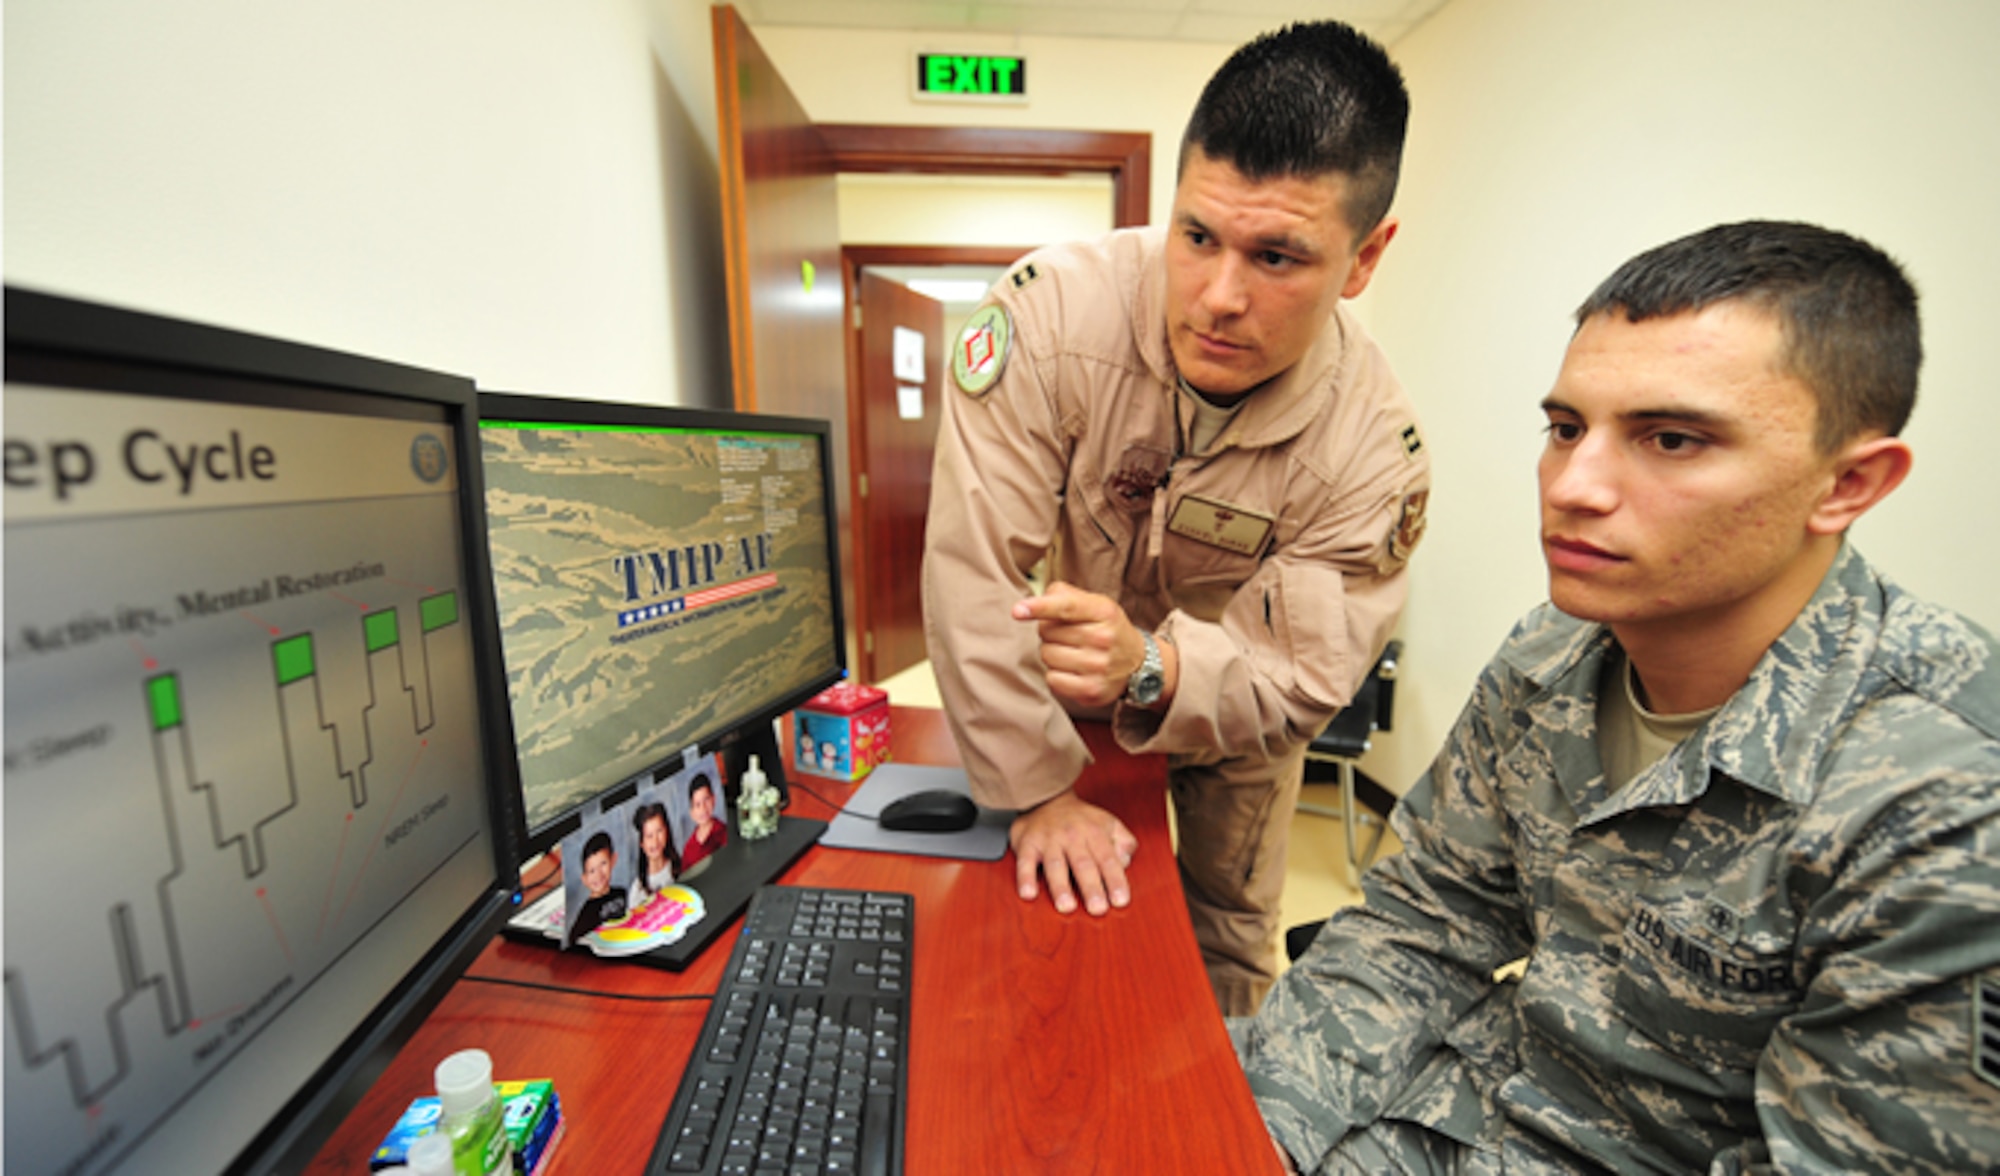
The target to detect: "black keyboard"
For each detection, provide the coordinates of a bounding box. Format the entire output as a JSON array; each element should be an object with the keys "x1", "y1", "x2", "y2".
[{"x1": 646, "y1": 885, "x2": 912, "y2": 1176}]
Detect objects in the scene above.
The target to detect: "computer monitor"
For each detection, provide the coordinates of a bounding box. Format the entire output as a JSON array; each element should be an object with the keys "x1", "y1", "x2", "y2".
[
  {"x1": 3, "y1": 288, "x2": 522, "y2": 1175},
  {"x1": 475, "y1": 392, "x2": 845, "y2": 859}
]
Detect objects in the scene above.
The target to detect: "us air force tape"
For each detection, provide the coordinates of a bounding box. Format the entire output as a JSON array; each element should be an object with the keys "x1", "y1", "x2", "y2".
[{"x1": 952, "y1": 303, "x2": 1013, "y2": 397}]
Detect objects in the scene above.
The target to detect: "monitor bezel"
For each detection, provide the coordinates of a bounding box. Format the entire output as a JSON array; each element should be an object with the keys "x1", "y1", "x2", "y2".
[
  {"x1": 3, "y1": 286, "x2": 526, "y2": 1175},
  {"x1": 475, "y1": 390, "x2": 849, "y2": 861}
]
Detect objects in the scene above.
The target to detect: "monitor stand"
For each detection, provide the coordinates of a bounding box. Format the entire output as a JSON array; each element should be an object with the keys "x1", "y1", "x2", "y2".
[{"x1": 500, "y1": 814, "x2": 825, "y2": 971}]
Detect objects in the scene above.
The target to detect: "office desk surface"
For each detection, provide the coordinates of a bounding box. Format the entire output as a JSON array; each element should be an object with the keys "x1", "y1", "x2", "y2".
[{"x1": 305, "y1": 706, "x2": 1280, "y2": 1174}]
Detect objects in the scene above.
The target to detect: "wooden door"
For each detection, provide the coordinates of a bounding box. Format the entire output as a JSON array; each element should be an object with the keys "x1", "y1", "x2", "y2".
[
  {"x1": 714, "y1": 2, "x2": 1152, "y2": 684},
  {"x1": 852, "y1": 271, "x2": 943, "y2": 682},
  {"x1": 712, "y1": 5, "x2": 853, "y2": 668}
]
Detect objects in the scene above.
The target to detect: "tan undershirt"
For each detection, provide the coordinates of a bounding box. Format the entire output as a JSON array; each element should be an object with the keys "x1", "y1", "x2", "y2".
[
  {"x1": 1598, "y1": 648, "x2": 1720, "y2": 792},
  {"x1": 1179, "y1": 377, "x2": 1247, "y2": 456}
]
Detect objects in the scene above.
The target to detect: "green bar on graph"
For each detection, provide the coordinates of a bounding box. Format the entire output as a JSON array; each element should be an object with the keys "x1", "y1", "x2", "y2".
[
  {"x1": 364, "y1": 609, "x2": 400, "y2": 653},
  {"x1": 273, "y1": 634, "x2": 316, "y2": 685},
  {"x1": 147, "y1": 674, "x2": 183, "y2": 731},
  {"x1": 420, "y1": 591, "x2": 459, "y2": 632}
]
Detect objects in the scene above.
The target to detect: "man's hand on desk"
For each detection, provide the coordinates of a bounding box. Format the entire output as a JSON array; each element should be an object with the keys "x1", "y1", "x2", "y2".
[{"x1": 1010, "y1": 788, "x2": 1138, "y2": 916}]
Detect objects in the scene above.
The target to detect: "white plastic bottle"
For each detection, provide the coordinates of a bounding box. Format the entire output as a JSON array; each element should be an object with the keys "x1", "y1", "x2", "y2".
[
  {"x1": 405, "y1": 1133, "x2": 456, "y2": 1176},
  {"x1": 434, "y1": 1049, "x2": 512, "y2": 1176},
  {"x1": 739, "y1": 754, "x2": 778, "y2": 840}
]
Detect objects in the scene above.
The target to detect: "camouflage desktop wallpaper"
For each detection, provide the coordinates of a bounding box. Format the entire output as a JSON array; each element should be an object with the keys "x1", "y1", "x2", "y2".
[{"x1": 482, "y1": 422, "x2": 837, "y2": 832}]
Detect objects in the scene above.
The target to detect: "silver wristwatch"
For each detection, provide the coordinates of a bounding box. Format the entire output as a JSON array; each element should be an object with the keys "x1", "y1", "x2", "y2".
[{"x1": 1126, "y1": 631, "x2": 1166, "y2": 706}]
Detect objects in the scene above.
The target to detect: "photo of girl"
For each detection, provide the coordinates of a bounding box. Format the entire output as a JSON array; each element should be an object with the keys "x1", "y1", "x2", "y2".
[{"x1": 626, "y1": 799, "x2": 680, "y2": 910}]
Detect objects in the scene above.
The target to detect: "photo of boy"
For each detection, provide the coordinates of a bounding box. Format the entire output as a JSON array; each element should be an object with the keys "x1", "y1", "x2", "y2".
[
  {"x1": 563, "y1": 826, "x2": 628, "y2": 946},
  {"x1": 678, "y1": 771, "x2": 729, "y2": 873}
]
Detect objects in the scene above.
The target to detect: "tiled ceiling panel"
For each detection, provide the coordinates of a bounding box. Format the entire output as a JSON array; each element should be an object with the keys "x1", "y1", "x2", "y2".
[{"x1": 731, "y1": 0, "x2": 1454, "y2": 46}]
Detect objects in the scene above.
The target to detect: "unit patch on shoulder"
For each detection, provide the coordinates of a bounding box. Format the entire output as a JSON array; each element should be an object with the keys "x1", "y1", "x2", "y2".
[
  {"x1": 952, "y1": 303, "x2": 1013, "y2": 397},
  {"x1": 1009, "y1": 262, "x2": 1042, "y2": 291},
  {"x1": 1381, "y1": 487, "x2": 1429, "y2": 571}
]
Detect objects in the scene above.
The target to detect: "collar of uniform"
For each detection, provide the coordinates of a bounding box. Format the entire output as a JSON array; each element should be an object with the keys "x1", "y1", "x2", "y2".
[
  {"x1": 1677, "y1": 542, "x2": 1870, "y2": 806},
  {"x1": 1492, "y1": 547, "x2": 1879, "y2": 811},
  {"x1": 1694, "y1": 541, "x2": 1997, "y2": 806},
  {"x1": 1496, "y1": 602, "x2": 1611, "y2": 693},
  {"x1": 1130, "y1": 228, "x2": 1354, "y2": 451},
  {"x1": 1132, "y1": 226, "x2": 1177, "y2": 382},
  {"x1": 1505, "y1": 544, "x2": 1891, "y2": 810}
]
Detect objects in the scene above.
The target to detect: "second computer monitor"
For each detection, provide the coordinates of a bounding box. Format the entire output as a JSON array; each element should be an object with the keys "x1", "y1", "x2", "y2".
[
  {"x1": 476, "y1": 393, "x2": 844, "y2": 854},
  {"x1": 4, "y1": 288, "x2": 521, "y2": 1176}
]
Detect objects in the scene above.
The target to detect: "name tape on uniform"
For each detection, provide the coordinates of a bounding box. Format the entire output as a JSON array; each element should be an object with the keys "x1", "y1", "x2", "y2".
[{"x1": 1166, "y1": 494, "x2": 1274, "y2": 556}]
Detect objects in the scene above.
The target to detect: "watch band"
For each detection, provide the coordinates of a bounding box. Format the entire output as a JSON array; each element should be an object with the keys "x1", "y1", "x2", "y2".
[{"x1": 1126, "y1": 631, "x2": 1165, "y2": 706}]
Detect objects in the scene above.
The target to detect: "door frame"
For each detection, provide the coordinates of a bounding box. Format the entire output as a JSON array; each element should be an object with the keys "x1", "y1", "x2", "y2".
[
  {"x1": 713, "y1": 3, "x2": 1155, "y2": 684},
  {"x1": 819, "y1": 125, "x2": 1152, "y2": 228},
  {"x1": 841, "y1": 244, "x2": 1032, "y2": 682},
  {"x1": 823, "y1": 126, "x2": 1154, "y2": 683}
]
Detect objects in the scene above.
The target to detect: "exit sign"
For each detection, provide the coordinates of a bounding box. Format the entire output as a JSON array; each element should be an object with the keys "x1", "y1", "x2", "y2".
[{"x1": 914, "y1": 53, "x2": 1027, "y2": 103}]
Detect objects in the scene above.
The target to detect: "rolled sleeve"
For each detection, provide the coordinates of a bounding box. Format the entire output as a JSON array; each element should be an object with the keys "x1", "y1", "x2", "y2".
[{"x1": 922, "y1": 304, "x2": 1092, "y2": 810}]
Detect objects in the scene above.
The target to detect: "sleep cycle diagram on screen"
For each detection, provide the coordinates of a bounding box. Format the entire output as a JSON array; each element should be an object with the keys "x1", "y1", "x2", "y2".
[{"x1": 3, "y1": 386, "x2": 491, "y2": 1175}]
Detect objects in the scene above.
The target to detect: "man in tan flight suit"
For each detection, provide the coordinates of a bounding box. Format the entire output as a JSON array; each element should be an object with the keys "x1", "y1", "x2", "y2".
[{"x1": 922, "y1": 20, "x2": 1432, "y2": 1015}]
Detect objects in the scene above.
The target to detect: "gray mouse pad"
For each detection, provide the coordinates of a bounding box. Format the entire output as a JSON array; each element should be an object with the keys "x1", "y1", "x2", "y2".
[{"x1": 818, "y1": 762, "x2": 1014, "y2": 861}]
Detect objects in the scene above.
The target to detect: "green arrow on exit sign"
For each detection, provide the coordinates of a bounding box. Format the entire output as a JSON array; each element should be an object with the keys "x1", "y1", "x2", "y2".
[{"x1": 915, "y1": 53, "x2": 1027, "y2": 101}]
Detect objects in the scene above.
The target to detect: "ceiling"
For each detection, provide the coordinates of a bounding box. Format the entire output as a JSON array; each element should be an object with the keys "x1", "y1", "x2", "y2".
[{"x1": 729, "y1": 0, "x2": 1455, "y2": 47}]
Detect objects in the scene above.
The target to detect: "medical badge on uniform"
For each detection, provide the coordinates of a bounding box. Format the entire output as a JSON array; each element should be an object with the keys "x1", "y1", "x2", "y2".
[
  {"x1": 1166, "y1": 494, "x2": 1275, "y2": 556},
  {"x1": 951, "y1": 303, "x2": 1012, "y2": 398}
]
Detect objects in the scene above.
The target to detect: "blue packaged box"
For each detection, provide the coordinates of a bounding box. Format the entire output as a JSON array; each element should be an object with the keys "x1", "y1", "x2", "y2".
[{"x1": 371, "y1": 1080, "x2": 562, "y2": 1174}]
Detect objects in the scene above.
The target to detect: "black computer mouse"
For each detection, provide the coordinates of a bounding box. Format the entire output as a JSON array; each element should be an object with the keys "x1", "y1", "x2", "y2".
[{"x1": 877, "y1": 788, "x2": 980, "y2": 833}]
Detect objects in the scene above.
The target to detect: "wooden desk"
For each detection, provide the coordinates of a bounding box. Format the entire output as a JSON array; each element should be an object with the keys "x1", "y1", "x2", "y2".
[{"x1": 305, "y1": 706, "x2": 1280, "y2": 1174}]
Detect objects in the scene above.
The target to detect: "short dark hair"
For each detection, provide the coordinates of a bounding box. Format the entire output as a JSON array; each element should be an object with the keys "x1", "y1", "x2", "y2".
[
  {"x1": 582, "y1": 830, "x2": 614, "y2": 862},
  {"x1": 1179, "y1": 21, "x2": 1409, "y2": 236},
  {"x1": 1576, "y1": 221, "x2": 1921, "y2": 452}
]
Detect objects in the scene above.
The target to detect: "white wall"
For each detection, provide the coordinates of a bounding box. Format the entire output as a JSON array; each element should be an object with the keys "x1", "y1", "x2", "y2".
[
  {"x1": 747, "y1": 25, "x2": 1234, "y2": 227},
  {"x1": 759, "y1": 9, "x2": 2000, "y2": 799},
  {"x1": 837, "y1": 173, "x2": 1113, "y2": 248},
  {"x1": 24, "y1": 1, "x2": 1989, "y2": 798},
  {"x1": 1358, "y1": 0, "x2": 2000, "y2": 793},
  {"x1": 5, "y1": 0, "x2": 733, "y2": 408}
]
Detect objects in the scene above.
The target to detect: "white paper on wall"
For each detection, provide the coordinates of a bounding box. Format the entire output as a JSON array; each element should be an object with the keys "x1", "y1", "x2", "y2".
[{"x1": 892, "y1": 326, "x2": 925, "y2": 384}]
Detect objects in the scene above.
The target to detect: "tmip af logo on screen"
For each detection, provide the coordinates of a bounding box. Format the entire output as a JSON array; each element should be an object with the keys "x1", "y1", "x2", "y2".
[{"x1": 410, "y1": 434, "x2": 449, "y2": 483}]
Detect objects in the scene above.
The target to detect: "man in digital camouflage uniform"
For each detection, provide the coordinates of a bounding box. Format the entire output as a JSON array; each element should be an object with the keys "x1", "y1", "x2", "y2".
[
  {"x1": 1233, "y1": 220, "x2": 2000, "y2": 1173},
  {"x1": 922, "y1": 21, "x2": 1432, "y2": 1015}
]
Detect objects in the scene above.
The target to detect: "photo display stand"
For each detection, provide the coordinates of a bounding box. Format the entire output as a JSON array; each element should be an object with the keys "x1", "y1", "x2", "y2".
[{"x1": 502, "y1": 747, "x2": 823, "y2": 971}]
